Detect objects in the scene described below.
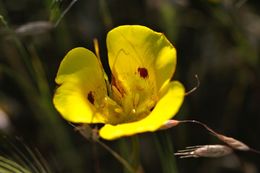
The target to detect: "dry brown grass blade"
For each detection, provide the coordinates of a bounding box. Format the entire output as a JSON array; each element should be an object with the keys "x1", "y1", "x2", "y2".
[
  {"x1": 163, "y1": 119, "x2": 260, "y2": 154},
  {"x1": 175, "y1": 145, "x2": 233, "y2": 158}
]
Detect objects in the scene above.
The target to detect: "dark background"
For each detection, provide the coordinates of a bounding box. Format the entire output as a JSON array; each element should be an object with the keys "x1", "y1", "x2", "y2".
[{"x1": 0, "y1": 0, "x2": 260, "y2": 173}]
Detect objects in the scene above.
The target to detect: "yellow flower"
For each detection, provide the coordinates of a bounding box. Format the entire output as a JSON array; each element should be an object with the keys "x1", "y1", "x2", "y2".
[{"x1": 53, "y1": 25, "x2": 185, "y2": 140}]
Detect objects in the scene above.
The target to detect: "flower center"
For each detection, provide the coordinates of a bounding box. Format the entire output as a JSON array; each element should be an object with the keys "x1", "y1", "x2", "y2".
[{"x1": 98, "y1": 67, "x2": 157, "y2": 125}]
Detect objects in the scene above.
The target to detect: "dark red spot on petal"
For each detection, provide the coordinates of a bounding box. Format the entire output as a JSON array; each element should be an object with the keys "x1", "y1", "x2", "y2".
[
  {"x1": 87, "y1": 91, "x2": 94, "y2": 104},
  {"x1": 138, "y1": 67, "x2": 148, "y2": 79}
]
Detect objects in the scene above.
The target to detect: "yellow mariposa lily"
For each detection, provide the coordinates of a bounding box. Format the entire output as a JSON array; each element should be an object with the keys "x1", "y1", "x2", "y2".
[{"x1": 53, "y1": 25, "x2": 185, "y2": 140}]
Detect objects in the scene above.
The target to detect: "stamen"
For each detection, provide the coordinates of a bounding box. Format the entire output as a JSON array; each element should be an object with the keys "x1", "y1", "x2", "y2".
[
  {"x1": 132, "y1": 109, "x2": 136, "y2": 114},
  {"x1": 111, "y1": 75, "x2": 125, "y2": 97},
  {"x1": 115, "y1": 108, "x2": 123, "y2": 113},
  {"x1": 133, "y1": 93, "x2": 140, "y2": 107}
]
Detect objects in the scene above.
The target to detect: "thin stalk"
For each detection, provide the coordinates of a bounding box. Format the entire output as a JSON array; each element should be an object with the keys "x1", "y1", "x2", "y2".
[
  {"x1": 99, "y1": 0, "x2": 113, "y2": 29},
  {"x1": 96, "y1": 140, "x2": 136, "y2": 173},
  {"x1": 153, "y1": 132, "x2": 178, "y2": 173},
  {"x1": 54, "y1": 0, "x2": 78, "y2": 27},
  {"x1": 118, "y1": 137, "x2": 142, "y2": 173}
]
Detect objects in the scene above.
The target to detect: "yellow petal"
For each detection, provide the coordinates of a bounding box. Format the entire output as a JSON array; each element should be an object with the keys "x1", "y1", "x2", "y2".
[
  {"x1": 107, "y1": 25, "x2": 176, "y2": 93},
  {"x1": 53, "y1": 47, "x2": 107, "y2": 123},
  {"x1": 99, "y1": 81, "x2": 185, "y2": 140}
]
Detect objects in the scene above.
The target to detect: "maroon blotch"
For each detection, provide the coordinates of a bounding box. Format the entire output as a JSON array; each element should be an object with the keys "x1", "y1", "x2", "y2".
[
  {"x1": 138, "y1": 67, "x2": 148, "y2": 78},
  {"x1": 87, "y1": 91, "x2": 94, "y2": 104}
]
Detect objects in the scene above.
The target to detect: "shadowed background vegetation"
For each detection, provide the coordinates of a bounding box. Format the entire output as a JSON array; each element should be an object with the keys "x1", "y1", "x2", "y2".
[{"x1": 0, "y1": 0, "x2": 260, "y2": 173}]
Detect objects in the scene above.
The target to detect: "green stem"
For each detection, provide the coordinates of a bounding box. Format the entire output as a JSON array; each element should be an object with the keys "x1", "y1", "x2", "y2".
[
  {"x1": 0, "y1": 15, "x2": 8, "y2": 26},
  {"x1": 96, "y1": 140, "x2": 136, "y2": 173},
  {"x1": 153, "y1": 132, "x2": 178, "y2": 173}
]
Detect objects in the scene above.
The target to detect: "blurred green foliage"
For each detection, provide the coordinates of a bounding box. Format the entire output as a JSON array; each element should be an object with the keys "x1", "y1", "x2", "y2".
[{"x1": 0, "y1": 0, "x2": 260, "y2": 173}]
